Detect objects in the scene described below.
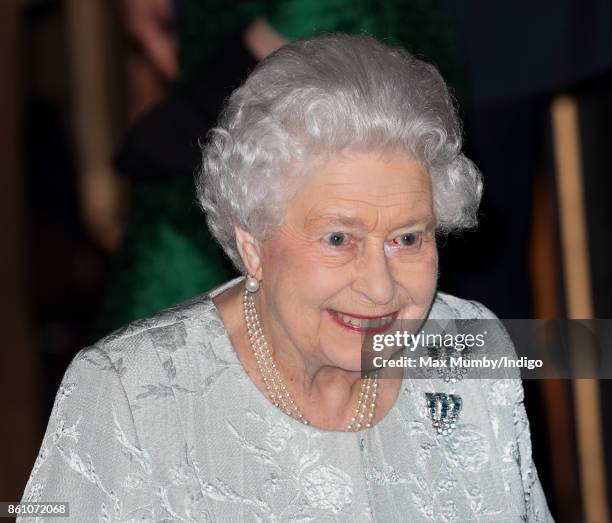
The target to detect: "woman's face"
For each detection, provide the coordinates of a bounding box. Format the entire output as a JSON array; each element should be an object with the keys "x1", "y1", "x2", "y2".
[{"x1": 257, "y1": 151, "x2": 438, "y2": 372}]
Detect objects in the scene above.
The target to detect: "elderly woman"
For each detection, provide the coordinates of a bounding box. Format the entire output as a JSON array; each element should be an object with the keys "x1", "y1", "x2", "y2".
[{"x1": 20, "y1": 34, "x2": 552, "y2": 521}]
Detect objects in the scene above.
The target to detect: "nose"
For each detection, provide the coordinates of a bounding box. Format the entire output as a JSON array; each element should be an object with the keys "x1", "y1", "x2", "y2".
[{"x1": 351, "y1": 241, "x2": 395, "y2": 306}]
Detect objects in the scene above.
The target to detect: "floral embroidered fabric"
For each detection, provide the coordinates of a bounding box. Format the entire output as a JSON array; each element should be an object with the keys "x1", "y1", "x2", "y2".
[{"x1": 19, "y1": 278, "x2": 553, "y2": 522}]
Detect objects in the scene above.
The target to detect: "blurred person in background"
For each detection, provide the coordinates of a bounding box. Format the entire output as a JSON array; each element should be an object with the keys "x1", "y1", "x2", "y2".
[{"x1": 121, "y1": 0, "x2": 178, "y2": 120}]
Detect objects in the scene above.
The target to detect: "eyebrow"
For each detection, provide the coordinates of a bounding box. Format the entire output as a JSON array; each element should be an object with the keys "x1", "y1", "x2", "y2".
[
  {"x1": 311, "y1": 214, "x2": 368, "y2": 228},
  {"x1": 306, "y1": 212, "x2": 433, "y2": 231}
]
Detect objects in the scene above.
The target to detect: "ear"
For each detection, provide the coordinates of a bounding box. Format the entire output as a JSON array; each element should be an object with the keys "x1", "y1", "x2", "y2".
[{"x1": 234, "y1": 225, "x2": 263, "y2": 279}]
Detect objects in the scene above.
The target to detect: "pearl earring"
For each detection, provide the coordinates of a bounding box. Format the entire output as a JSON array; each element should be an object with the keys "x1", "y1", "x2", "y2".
[{"x1": 245, "y1": 275, "x2": 260, "y2": 293}]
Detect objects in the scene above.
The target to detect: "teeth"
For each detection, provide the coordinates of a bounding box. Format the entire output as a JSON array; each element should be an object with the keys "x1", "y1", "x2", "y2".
[{"x1": 334, "y1": 311, "x2": 395, "y2": 329}]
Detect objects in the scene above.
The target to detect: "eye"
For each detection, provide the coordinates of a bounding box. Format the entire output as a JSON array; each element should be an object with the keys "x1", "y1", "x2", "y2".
[
  {"x1": 388, "y1": 232, "x2": 423, "y2": 250},
  {"x1": 325, "y1": 232, "x2": 349, "y2": 247},
  {"x1": 399, "y1": 233, "x2": 417, "y2": 246}
]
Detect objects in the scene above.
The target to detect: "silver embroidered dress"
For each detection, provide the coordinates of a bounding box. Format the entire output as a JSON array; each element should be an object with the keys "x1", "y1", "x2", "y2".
[{"x1": 19, "y1": 278, "x2": 553, "y2": 522}]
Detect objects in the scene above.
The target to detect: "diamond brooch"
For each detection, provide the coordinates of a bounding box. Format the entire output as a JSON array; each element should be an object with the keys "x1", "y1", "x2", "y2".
[{"x1": 425, "y1": 392, "x2": 462, "y2": 436}]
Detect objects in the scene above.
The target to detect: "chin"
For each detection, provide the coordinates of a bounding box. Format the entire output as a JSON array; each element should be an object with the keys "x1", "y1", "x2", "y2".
[
  {"x1": 332, "y1": 359, "x2": 363, "y2": 373},
  {"x1": 323, "y1": 340, "x2": 367, "y2": 373}
]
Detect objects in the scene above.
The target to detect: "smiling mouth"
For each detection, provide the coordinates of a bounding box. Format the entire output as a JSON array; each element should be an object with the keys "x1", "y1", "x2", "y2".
[{"x1": 327, "y1": 309, "x2": 398, "y2": 333}]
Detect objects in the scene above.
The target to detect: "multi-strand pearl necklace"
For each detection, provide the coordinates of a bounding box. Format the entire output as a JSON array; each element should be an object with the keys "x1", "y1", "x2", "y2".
[{"x1": 243, "y1": 288, "x2": 378, "y2": 431}]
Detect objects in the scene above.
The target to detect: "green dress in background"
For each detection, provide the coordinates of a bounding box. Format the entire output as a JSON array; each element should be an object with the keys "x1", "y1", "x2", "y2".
[
  {"x1": 95, "y1": 0, "x2": 464, "y2": 338},
  {"x1": 95, "y1": 178, "x2": 236, "y2": 338}
]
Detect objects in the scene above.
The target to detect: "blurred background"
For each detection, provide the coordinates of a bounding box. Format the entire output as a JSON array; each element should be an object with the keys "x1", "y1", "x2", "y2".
[{"x1": 2, "y1": 0, "x2": 612, "y2": 521}]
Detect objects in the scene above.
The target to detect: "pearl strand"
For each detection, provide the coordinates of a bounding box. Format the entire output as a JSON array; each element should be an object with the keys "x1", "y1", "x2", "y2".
[{"x1": 243, "y1": 288, "x2": 378, "y2": 431}]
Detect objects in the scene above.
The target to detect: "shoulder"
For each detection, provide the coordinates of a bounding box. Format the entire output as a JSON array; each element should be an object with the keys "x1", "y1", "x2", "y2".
[
  {"x1": 77, "y1": 280, "x2": 239, "y2": 397},
  {"x1": 22, "y1": 286, "x2": 238, "y2": 519},
  {"x1": 96, "y1": 292, "x2": 214, "y2": 359},
  {"x1": 96, "y1": 278, "x2": 238, "y2": 357},
  {"x1": 431, "y1": 291, "x2": 499, "y2": 320}
]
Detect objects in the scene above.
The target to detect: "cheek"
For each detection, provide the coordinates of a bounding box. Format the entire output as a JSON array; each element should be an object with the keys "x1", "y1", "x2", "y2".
[
  {"x1": 425, "y1": 246, "x2": 439, "y2": 278},
  {"x1": 260, "y1": 234, "x2": 354, "y2": 351},
  {"x1": 393, "y1": 244, "x2": 438, "y2": 300},
  {"x1": 260, "y1": 231, "x2": 351, "y2": 306},
  {"x1": 261, "y1": 231, "x2": 323, "y2": 285}
]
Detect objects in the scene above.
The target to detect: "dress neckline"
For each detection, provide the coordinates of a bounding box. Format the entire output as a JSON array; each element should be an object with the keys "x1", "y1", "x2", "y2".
[{"x1": 205, "y1": 276, "x2": 408, "y2": 436}]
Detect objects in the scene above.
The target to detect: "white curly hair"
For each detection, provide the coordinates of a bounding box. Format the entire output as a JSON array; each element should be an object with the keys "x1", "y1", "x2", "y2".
[{"x1": 196, "y1": 33, "x2": 482, "y2": 271}]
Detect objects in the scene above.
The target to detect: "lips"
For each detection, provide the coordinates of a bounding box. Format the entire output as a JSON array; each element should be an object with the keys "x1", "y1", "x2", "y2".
[{"x1": 327, "y1": 309, "x2": 398, "y2": 334}]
